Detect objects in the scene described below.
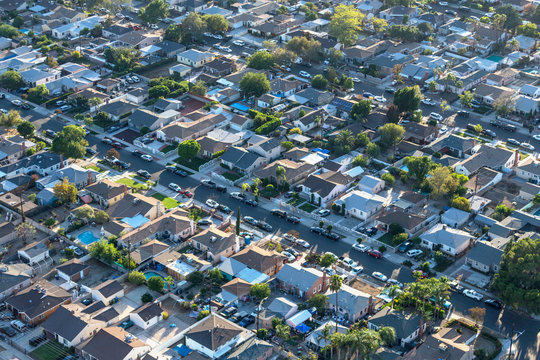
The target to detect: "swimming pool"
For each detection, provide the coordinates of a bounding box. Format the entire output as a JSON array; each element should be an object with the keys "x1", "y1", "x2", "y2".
[
  {"x1": 487, "y1": 55, "x2": 503, "y2": 63},
  {"x1": 144, "y1": 271, "x2": 165, "y2": 280},
  {"x1": 78, "y1": 231, "x2": 100, "y2": 245}
]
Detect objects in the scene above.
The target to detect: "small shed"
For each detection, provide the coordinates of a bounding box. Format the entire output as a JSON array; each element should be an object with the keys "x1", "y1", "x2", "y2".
[{"x1": 441, "y1": 207, "x2": 470, "y2": 228}]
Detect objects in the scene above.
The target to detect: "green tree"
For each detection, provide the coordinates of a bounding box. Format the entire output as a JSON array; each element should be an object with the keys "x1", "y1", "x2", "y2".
[
  {"x1": 129, "y1": 271, "x2": 147, "y2": 285},
  {"x1": 427, "y1": 167, "x2": 455, "y2": 199},
  {"x1": 350, "y1": 99, "x2": 372, "y2": 121},
  {"x1": 459, "y1": 90, "x2": 474, "y2": 108},
  {"x1": 393, "y1": 85, "x2": 422, "y2": 112},
  {"x1": 148, "y1": 276, "x2": 165, "y2": 292},
  {"x1": 164, "y1": 24, "x2": 182, "y2": 42},
  {"x1": 329, "y1": 275, "x2": 343, "y2": 332},
  {"x1": 95, "y1": 210, "x2": 109, "y2": 224},
  {"x1": 76, "y1": 205, "x2": 95, "y2": 220},
  {"x1": 177, "y1": 139, "x2": 201, "y2": 162},
  {"x1": 149, "y1": 84, "x2": 170, "y2": 99},
  {"x1": 181, "y1": 12, "x2": 205, "y2": 43},
  {"x1": 207, "y1": 267, "x2": 224, "y2": 313},
  {"x1": 281, "y1": 141, "x2": 294, "y2": 151},
  {"x1": 257, "y1": 328, "x2": 268, "y2": 339},
  {"x1": 275, "y1": 324, "x2": 290, "y2": 340},
  {"x1": 191, "y1": 81, "x2": 207, "y2": 96},
  {"x1": 239, "y1": 72, "x2": 270, "y2": 98},
  {"x1": 16, "y1": 222, "x2": 36, "y2": 245},
  {"x1": 386, "y1": 104, "x2": 400, "y2": 124},
  {"x1": 378, "y1": 123, "x2": 405, "y2": 153},
  {"x1": 0, "y1": 70, "x2": 24, "y2": 90},
  {"x1": 17, "y1": 121, "x2": 35, "y2": 138},
  {"x1": 141, "y1": 292, "x2": 153, "y2": 302},
  {"x1": 250, "y1": 283, "x2": 271, "y2": 331},
  {"x1": 381, "y1": 173, "x2": 395, "y2": 185},
  {"x1": 311, "y1": 74, "x2": 328, "y2": 90},
  {"x1": 352, "y1": 155, "x2": 368, "y2": 167},
  {"x1": 473, "y1": 124, "x2": 483, "y2": 135},
  {"x1": 89, "y1": 239, "x2": 117, "y2": 263},
  {"x1": 404, "y1": 156, "x2": 433, "y2": 183},
  {"x1": 320, "y1": 253, "x2": 336, "y2": 268},
  {"x1": 428, "y1": 80, "x2": 437, "y2": 96},
  {"x1": 329, "y1": 5, "x2": 365, "y2": 46},
  {"x1": 533, "y1": 193, "x2": 540, "y2": 204},
  {"x1": 187, "y1": 271, "x2": 204, "y2": 285},
  {"x1": 451, "y1": 196, "x2": 471, "y2": 212},
  {"x1": 247, "y1": 50, "x2": 275, "y2": 70},
  {"x1": 307, "y1": 293, "x2": 328, "y2": 314},
  {"x1": 103, "y1": 47, "x2": 140, "y2": 71},
  {"x1": 496, "y1": 4, "x2": 523, "y2": 31},
  {"x1": 371, "y1": 17, "x2": 388, "y2": 33},
  {"x1": 0, "y1": 24, "x2": 19, "y2": 38},
  {"x1": 27, "y1": 84, "x2": 49, "y2": 103},
  {"x1": 318, "y1": 324, "x2": 332, "y2": 359},
  {"x1": 493, "y1": 237, "x2": 540, "y2": 313},
  {"x1": 51, "y1": 124, "x2": 88, "y2": 159},
  {"x1": 203, "y1": 14, "x2": 229, "y2": 34},
  {"x1": 275, "y1": 165, "x2": 286, "y2": 186},
  {"x1": 53, "y1": 178, "x2": 78, "y2": 204},
  {"x1": 366, "y1": 142, "x2": 380, "y2": 157},
  {"x1": 139, "y1": 0, "x2": 169, "y2": 24}
]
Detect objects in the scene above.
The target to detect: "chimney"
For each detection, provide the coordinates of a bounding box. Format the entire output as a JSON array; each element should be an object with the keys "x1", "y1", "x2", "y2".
[
  {"x1": 514, "y1": 149, "x2": 519, "y2": 167},
  {"x1": 321, "y1": 268, "x2": 327, "y2": 292},
  {"x1": 442, "y1": 224, "x2": 447, "y2": 230},
  {"x1": 59, "y1": 155, "x2": 64, "y2": 168},
  {"x1": 473, "y1": 138, "x2": 476, "y2": 147},
  {"x1": 419, "y1": 318, "x2": 424, "y2": 337},
  {"x1": 87, "y1": 171, "x2": 93, "y2": 185},
  {"x1": 21, "y1": 141, "x2": 26, "y2": 155},
  {"x1": 123, "y1": 185, "x2": 128, "y2": 196},
  {"x1": 368, "y1": 296, "x2": 373, "y2": 314}
]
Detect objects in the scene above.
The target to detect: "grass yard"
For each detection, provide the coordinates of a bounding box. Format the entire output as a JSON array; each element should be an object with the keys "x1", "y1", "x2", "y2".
[
  {"x1": 377, "y1": 232, "x2": 396, "y2": 246},
  {"x1": 287, "y1": 197, "x2": 305, "y2": 206},
  {"x1": 222, "y1": 172, "x2": 242, "y2": 181},
  {"x1": 116, "y1": 177, "x2": 150, "y2": 190},
  {"x1": 161, "y1": 145, "x2": 177, "y2": 154},
  {"x1": 84, "y1": 165, "x2": 105, "y2": 173},
  {"x1": 174, "y1": 156, "x2": 210, "y2": 172},
  {"x1": 30, "y1": 341, "x2": 71, "y2": 360},
  {"x1": 151, "y1": 192, "x2": 180, "y2": 209},
  {"x1": 299, "y1": 202, "x2": 317, "y2": 213}
]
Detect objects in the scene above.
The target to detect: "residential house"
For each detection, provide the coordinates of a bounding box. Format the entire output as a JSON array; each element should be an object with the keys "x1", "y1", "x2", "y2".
[
  {"x1": 230, "y1": 245, "x2": 286, "y2": 276},
  {"x1": 294, "y1": 88, "x2": 334, "y2": 107},
  {"x1": 0, "y1": 135, "x2": 35, "y2": 164},
  {"x1": 376, "y1": 208, "x2": 436, "y2": 237},
  {"x1": 156, "y1": 112, "x2": 227, "y2": 144},
  {"x1": 380, "y1": 6, "x2": 419, "y2": 21},
  {"x1": 520, "y1": 84, "x2": 540, "y2": 99},
  {"x1": 158, "y1": 252, "x2": 211, "y2": 281},
  {"x1": 128, "y1": 108, "x2": 181, "y2": 131},
  {"x1": 56, "y1": 259, "x2": 90, "y2": 282},
  {"x1": 0, "y1": 263, "x2": 32, "y2": 301},
  {"x1": 475, "y1": 83, "x2": 515, "y2": 105},
  {"x1": 86, "y1": 179, "x2": 128, "y2": 208},
  {"x1": 368, "y1": 308, "x2": 426, "y2": 347},
  {"x1": 275, "y1": 263, "x2": 327, "y2": 299},
  {"x1": 80, "y1": 327, "x2": 151, "y2": 360},
  {"x1": 154, "y1": 98, "x2": 182, "y2": 113},
  {"x1": 129, "y1": 302, "x2": 163, "y2": 330},
  {"x1": 301, "y1": 171, "x2": 354, "y2": 207},
  {"x1": 223, "y1": 337, "x2": 274, "y2": 360},
  {"x1": 220, "y1": 278, "x2": 253, "y2": 304},
  {"x1": 177, "y1": 49, "x2": 215, "y2": 68},
  {"x1": 36, "y1": 164, "x2": 98, "y2": 190},
  {"x1": 5, "y1": 280, "x2": 71, "y2": 326},
  {"x1": 454, "y1": 145, "x2": 517, "y2": 177},
  {"x1": 254, "y1": 159, "x2": 315, "y2": 185},
  {"x1": 96, "y1": 78, "x2": 121, "y2": 94},
  {"x1": 515, "y1": 95, "x2": 539, "y2": 115},
  {"x1": 102, "y1": 24, "x2": 132, "y2": 40},
  {"x1": 91, "y1": 280, "x2": 124, "y2": 304},
  {"x1": 325, "y1": 284, "x2": 372, "y2": 322},
  {"x1": 465, "y1": 241, "x2": 503, "y2": 273},
  {"x1": 307, "y1": 321, "x2": 348, "y2": 351},
  {"x1": 486, "y1": 68, "x2": 519, "y2": 86},
  {"x1": 403, "y1": 122, "x2": 438, "y2": 144},
  {"x1": 221, "y1": 147, "x2": 265, "y2": 174},
  {"x1": 185, "y1": 314, "x2": 252, "y2": 359},
  {"x1": 20, "y1": 67, "x2": 61, "y2": 87},
  {"x1": 335, "y1": 190, "x2": 387, "y2": 222},
  {"x1": 401, "y1": 326, "x2": 473, "y2": 359},
  {"x1": 421, "y1": 224, "x2": 474, "y2": 256},
  {"x1": 204, "y1": 57, "x2": 237, "y2": 77},
  {"x1": 441, "y1": 207, "x2": 470, "y2": 228},
  {"x1": 129, "y1": 239, "x2": 169, "y2": 265},
  {"x1": 42, "y1": 305, "x2": 102, "y2": 347},
  {"x1": 126, "y1": 88, "x2": 149, "y2": 104},
  {"x1": 270, "y1": 78, "x2": 300, "y2": 98},
  {"x1": 169, "y1": 63, "x2": 192, "y2": 78},
  {"x1": 357, "y1": 175, "x2": 385, "y2": 194},
  {"x1": 98, "y1": 100, "x2": 138, "y2": 121},
  {"x1": 51, "y1": 16, "x2": 103, "y2": 39},
  {"x1": 514, "y1": 35, "x2": 536, "y2": 53},
  {"x1": 425, "y1": 133, "x2": 475, "y2": 158},
  {"x1": 117, "y1": 31, "x2": 162, "y2": 49},
  {"x1": 516, "y1": 158, "x2": 540, "y2": 183},
  {"x1": 190, "y1": 227, "x2": 243, "y2": 264},
  {"x1": 292, "y1": 108, "x2": 327, "y2": 133},
  {"x1": 0, "y1": 152, "x2": 69, "y2": 180},
  {"x1": 248, "y1": 137, "x2": 282, "y2": 162},
  {"x1": 257, "y1": 94, "x2": 280, "y2": 109},
  {"x1": 17, "y1": 241, "x2": 49, "y2": 265},
  {"x1": 106, "y1": 193, "x2": 163, "y2": 223}
]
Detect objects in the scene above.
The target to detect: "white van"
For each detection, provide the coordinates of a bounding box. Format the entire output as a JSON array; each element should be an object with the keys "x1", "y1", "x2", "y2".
[{"x1": 11, "y1": 319, "x2": 26, "y2": 332}]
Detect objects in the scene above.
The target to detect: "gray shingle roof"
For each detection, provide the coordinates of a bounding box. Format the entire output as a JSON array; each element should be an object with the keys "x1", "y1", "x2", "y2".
[
  {"x1": 466, "y1": 242, "x2": 503, "y2": 267},
  {"x1": 276, "y1": 263, "x2": 322, "y2": 292}
]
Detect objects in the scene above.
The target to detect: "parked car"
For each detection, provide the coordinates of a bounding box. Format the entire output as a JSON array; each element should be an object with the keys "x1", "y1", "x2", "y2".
[
  {"x1": 282, "y1": 251, "x2": 296, "y2": 262},
  {"x1": 352, "y1": 243, "x2": 369, "y2": 252},
  {"x1": 463, "y1": 289, "x2": 483, "y2": 301},
  {"x1": 317, "y1": 209, "x2": 331, "y2": 217},
  {"x1": 137, "y1": 169, "x2": 151, "y2": 179},
  {"x1": 230, "y1": 192, "x2": 245, "y2": 200},
  {"x1": 507, "y1": 138, "x2": 521, "y2": 147},
  {"x1": 271, "y1": 209, "x2": 287, "y2": 218},
  {"x1": 521, "y1": 143, "x2": 535, "y2": 151},
  {"x1": 482, "y1": 129, "x2": 497, "y2": 138},
  {"x1": 351, "y1": 266, "x2": 364, "y2": 276},
  {"x1": 367, "y1": 249, "x2": 382, "y2": 259},
  {"x1": 457, "y1": 110, "x2": 469, "y2": 117},
  {"x1": 181, "y1": 189, "x2": 193, "y2": 198},
  {"x1": 310, "y1": 226, "x2": 324, "y2": 234},
  {"x1": 323, "y1": 231, "x2": 340, "y2": 241},
  {"x1": 429, "y1": 112, "x2": 443, "y2": 121},
  {"x1": 45, "y1": 129, "x2": 57, "y2": 138},
  {"x1": 243, "y1": 216, "x2": 258, "y2": 226},
  {"x1": 168, "y1": 183, "x2": 181, "y2": 192},
  {"x1": 238, "y1": 315, "x2": 255, "y2": 327},
  {"x1": 449, "y1": 280, "x2": 464, "y2": 293},
  {"x1": 244, "y1": 199, "x2": 258, "y2": 207},
  {"x1": 286, "y1": 215, "x2": 300, "y2": 224},
  {"x1": 283, "y1": 233, "x2": 297, "y2": 242},
  {"x1": 102, "y1": 138, "x2": 113, "y2": 145},
  {"x1": 81, "y1": 297, "x2": 93, "y2": 306},
  {"x1": 387, "y1": 279, "x2": 403, "y2": 288},
  {"x1": 256, "y1": 221, "x2": 273, "y2": 232},
  {"x1": 231, "y1": 311, "x2": 247, "y2": 323},
  {"x1": 372, "y1": 271, "x2": 388, "y2": 282},
  {"x1": 295, "y1": 239, "x2": 310, "y2": 248},
  {"x1": 141, "y1": 154, "x2": 152, "y2": 162},
  {"x1": 421, "y1": 99, "x2": 436, "y2": 106},
  {"x1": 201, "y1": 179, "x2": 216, "y2": 188},
  {"x1": 485, "y1": 299, "x2": 503, "y2": 309},
  {"x1": 86, "y1": 147, "x2": 96, "y2": 155},
  {"x1": 120, "y1": 320, "x2": 134, "y2": 329},
  {"x1": 216, "y1": 185, "x2": 227, "y2": 193},
  {"x1": 407, "y1": 249, "x2": 423, "y2": 257},
  {"x1": 299, "y1": 70, "x2": 311, "y2": 78},
  {"x1": 221, "y1": 306, "x2": 237, "y2": 318},
  {"x1": 218, "y1": 204, "x2": 232, "y2": 214},
  {"x1": 397, "y1": 241, "x2": 413, "y2": 253},
  {"x1": 0, "y1": 327, "x2": 17, "y2": 337},
  {"x1": 341, "y1": 257, "x2": 357, "y2": 268},
  {"x1": 197, "y1": 219, "x2": 212, "y2": 226},
  {"x1": 205, "y1": 199, "x2": 219, "y2": 208}
]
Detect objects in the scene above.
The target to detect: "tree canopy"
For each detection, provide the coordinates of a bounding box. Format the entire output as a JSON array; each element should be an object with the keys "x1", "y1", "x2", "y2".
[
  {"x1": 177, "y1": 139, "x2": 200, "y2": 162},
  {"x1": 378, "y1": 123, "x2": 405, "y2": 150},
  {"x1": 240, "y1": 72, "x2": 270, "y2": 98},
  {"x1": 493, "y1": 237, "x2": 540, "y2": 314},
  {"x1": 139, "y1": 0, "x2": 169, "y2": 24},
  {"x1": 53, "y1": 178, "x2": 78, "y2": 204},
  {"x1": 51, "y1": 125, "x2": 88, "y2": 159},
  {"x1": 104, "y1": 47, "x2": 140, "y2": 71},
  {"x1": 329, "y1": 5, "x2": 365, "y2": 47},
  {"x1": 17, "y1": 121, "x2": 35, "y2": 139},
  {"x1": 393, "y1": 85, "x2": 422, "y2": 112},
  {"x1": 404, "y1": 156, "x2": 434, "y2": 183},
  {"x1": 311, "y1": 74, "x2": 328, "y2": 90},
  {"x1": 0, "y1": 109, "x2": 23, "y2": 127},
  {"x1": 496, "y1": 4, "x2": 522, "y2": 30},
  {"x1": 0, "y1": 70, "x2": 24, "y2": 90},
  {"x1": 247, "y1": 51, "x2": 275, "y2": 70},
  {"x1": 203, "y1": 14, "x2": 229, "y2": 34},
  {"x1": 350, "y1": 99, "x2": 372, "y2": 121}
]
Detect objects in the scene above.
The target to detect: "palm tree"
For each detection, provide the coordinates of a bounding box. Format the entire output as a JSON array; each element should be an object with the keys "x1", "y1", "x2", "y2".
[
  {"x1": 164, "y1": 276, "x2": 174, "y2": 291},
  {"x1": 275, "y1": 324, "x2": 290, "y2": 341},
  {"x1": 241, "y1": 182, "x2": 250, "y2": 195},
  {"x1": 317, "y1": 324, "x2": 332, "y2": 359},
  {"x1": 378, "y1": 326, "x2": 396, "y2": 347},
  {"x1": 329, "y1": 275, "x2": 343, "y2": 332},
  {"x1": 507, "y1": 38, "x2": 520, "y2": 52},
  {"x1": 387, "y1": 285, "x2": 401, "y2": 309},
  {"x1": 89, "y1": 96, "x2": 103, "y2": 114},
  {"x1": 330, "y1": 332, "x2": 345, "y2": 360}
]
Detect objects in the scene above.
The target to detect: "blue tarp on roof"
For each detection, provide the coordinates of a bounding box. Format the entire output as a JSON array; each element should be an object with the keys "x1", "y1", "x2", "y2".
[
  {"x1": 231, "y1": 102, "x2": 250, "y2": 112},
  {"x1": 296, "y1": 323, "x2": 311, "y2": 333},
  {"x1": 174, "y1": 345, "x2": 193, "y2": 357},
  {"x1": 121, "y1": 214, "x2": 150, "y2": 228},
  {"x1": 312, "y1": 148, "x2": 330, "y2": 154}
]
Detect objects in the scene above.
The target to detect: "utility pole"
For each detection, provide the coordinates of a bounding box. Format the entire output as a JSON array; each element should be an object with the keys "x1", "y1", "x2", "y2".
[{"x1": 127, "y1": 240, "x2": 131, "y2": 273}]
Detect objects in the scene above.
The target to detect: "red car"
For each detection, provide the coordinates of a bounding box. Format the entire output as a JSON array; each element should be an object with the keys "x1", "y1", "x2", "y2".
[
  {"x1": 367, "y1": 250, "x2": 382, "y2": 259},
  {"x1": 181, "y1": 190, "x2": 193, "y2": 198}
]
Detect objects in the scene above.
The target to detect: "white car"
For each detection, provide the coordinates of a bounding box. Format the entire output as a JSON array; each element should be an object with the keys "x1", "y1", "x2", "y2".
[
  {"x1": 351, "y1": 266, "x2": 363, "y2": 276},
  {"x1": 11, "y1": 99, "x2": 22, "y2": 106},
  {"x1": 230, "y1": 192, "x2": 244, "y2": 200},
  {"x1": 341, "y1": 257, "x2": 358, "y2": 268},
  {"x1": 232, "y1": 40, "x2": 245, "y2": 46},
  {"x1": 372, "y1": 271, "x2": 388, "y2": 282},
  {"x1": 374, "y1": 96, "x2": 387, "y2": 103},
  {"x1": 352, "y1": 77, "x2": 361, "y2": 83},
  {"x1": 317, "y1": 209, "x2": 331, "y2": 217},
  {"x1": 283, "y1": 233, "x2": 297, "y2": 242},
  {"x1": 141, "y1": 154, "x2": 152, "y2": 162},
  {"x1": 131, "y1": 76, "x2": 140, "y2": 82},
  {"x1": 421, "y1": 98, "x2": 436, "y2": 106},
  {"x1": 150, "y1": 24, "x2": 159, "y2": 30},
  {"x1": 430, "y1": 112, "x2": 443, "y2": 121},
  {"x1": 322, "y1": 267, "x2": 336, "y2": 276},
  {"x1": 205, "y1": 199, "x2": 219, "y2": 208},
  {"x1": 532, "y1": 135, "x2": 540, "y2": 141},
  {"x1": 507, "y1": 138, "x2": 521, "y2": 147},
  {"x1": 168, "y1": 183, "x2": 181, "y2": 192},
  {"x1": 387, "y1": 279, "x2": 403, "y2": 288},
  {"x1": 439, "y1": 1, "x2": 448, "y2": 5},
  {"x1": 407, "y1": 249, "x2": 423, "y2": 257},
  {"x1": 463, "y1": 289, "x2": 483, "y2": 301},
  {"x1": 299, "y1": 70, "x2": 311, "y2": 78},
  {"x1": 295, "y1": 239, "x2": 310, "y2": 248},
  {"x1": 281, "y1": 251, "x2": 296, "y2": 262},
  {"x1": 221, "y1": 47, "x2": 232, "y2": 53},
  {"x1": 0, "y1": 108, "x2": 7, "y2": 114},
  {"x1": 325, "y1": 252, "x2": 338, "y2": 260},
  {"x1": 521, "y1": 142, "x2": 535, "y2": 151},
  {"x1": 352, "y1": 243, "x2": 369, "y2": 252}
]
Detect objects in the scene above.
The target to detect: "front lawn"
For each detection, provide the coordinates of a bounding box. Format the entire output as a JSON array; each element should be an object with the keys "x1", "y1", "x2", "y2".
[
  {"x1": 222, "y1": 172, "x2": 242, "y2": 181},
  {"x1": 161, "y1": 145, "x2": 177, "y2": 154},
  {"x1": 30, "y1": 341, "x2": 71, "y2": 360},
  {"x1": 174, "y1": 156, "x2": 210, "y2": 172},
  {"x1": 84, "y1": 165, "x2": 105, "y2": 173},
  {"x1": 151, "y1": 192, "x2": 180, "y2": 209},
  {"x1": 299, "y1": 203, "x2": 317, "y2": 213},
  {"x1": 377, "y1": 232, "x2": 395, "y2": 246},
  {"x1": 116, "y1": 177, "x2": 150, "y2": 190},
  {"x1": 286, "y1": 197, "x2": 305, "y2": 207}
]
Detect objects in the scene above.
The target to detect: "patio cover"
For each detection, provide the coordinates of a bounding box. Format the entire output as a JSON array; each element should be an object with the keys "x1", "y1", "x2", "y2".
[
  {"x1": 236, "y1": 267, "x2": 269, "y2": 284},
  {"x1": 286, "y1": 309, "x2": 311, "y2": 327}
]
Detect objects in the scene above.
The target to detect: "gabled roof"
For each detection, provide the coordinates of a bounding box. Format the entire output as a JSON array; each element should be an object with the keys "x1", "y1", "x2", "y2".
[
  {"x1": 221, "y1": 278, "x2": 252, "y2": 297},
  {"x1": 42, "y1": 306, "x2": 88, "y2": 342},
  {"x1": 93, "y1": 279, "x2": 123, "y2": 298},
  {"x1": 86, "y1": 179, "x2": 126, "y2": 200},
  {"x1": 369, "y1": 308, "x2": 422, "y2": 340},
  {"x1": 420, "y1": 223, "x2": 472, "y2": 250},
  {"x1": 56, "y1": 258, "x2": 88, "y2": 277},
  {"x1": 5, "y1": 280, "x2": 70, "y2": 319},
  {"x1": 185, "y1": 314, "x2": 246, "y2": 350},
  {"x1": 81, "y1": 327, "x2": 148, "y2": 360},
  {"x1": 276, "y1": 263, "x2": 322, "y2": 292},
  {"x1": 325, "y1": 284, "x2": 371, "y2": 314},
  {"x1": 466, "y1": 241, "x2": 503, "y2": 267},
  {"x1": 231, "y1": 245, "x2": 285, "y2": 273},
  {"x1": 191, "y1": 227, "x2": 237, "y2": 254},
  {"x1": 223, "y1": 336, "x2": 274, "y2": 360},
  {"x1": 132, "y1": 302, "x2": 162, "y2": 321}
]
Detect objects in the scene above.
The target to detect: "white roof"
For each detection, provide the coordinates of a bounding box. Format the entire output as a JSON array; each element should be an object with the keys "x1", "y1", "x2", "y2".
[{"x1": 286, "y1": 309, "x2": 311, "y2": 327}]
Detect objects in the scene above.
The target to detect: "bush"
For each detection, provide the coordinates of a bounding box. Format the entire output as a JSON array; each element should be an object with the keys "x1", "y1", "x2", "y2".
[
  {"x1": 162, "y1": 311, "x2": 169, "y2": 320},
  {"x1": 381, "y1": 173, "x2": 395, "y2": 185},
  {"x1": 141, "y1": 292, "x2": 153, "y2": 302},
  {"x1": 148, "y1": 276, "x2": 164, "y2": 292},
  {"x1": 392, "y1": 232, "x2": 408, "y2": 246},
  {"x1": 379, "y1": 245, "x2": 387, "y2": 253},
  {"x1": 128, "y1": 271, "x2": 147, "y2": 285},
  {"x1": 197, "y1": 310, "x2": 210, "y2": 320},
  {"x1": 64, "y1": 248, "x2": 74, "y2": 259},
  {"x1": 403, "y1": 260, "x2": 413, "y2": 267},
  {"x1": 257, "y1": 328, "x2": 268, "y2": 339},
  {"x1": 44, "y1": 218, "x2": 55, "y2": 227}
]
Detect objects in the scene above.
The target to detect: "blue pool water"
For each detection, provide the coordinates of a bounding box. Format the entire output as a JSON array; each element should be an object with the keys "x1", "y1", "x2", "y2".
[
  {"x1": 145, "y1": 271, "x2": 165, "y2": 280},
  {"x1": 78, "y1": 231, "x2": 100, "y2": 245},
  {"x1": 534, "y1": 208, "x2": 540, "y2": 216},
  {"x1": 487, "y1": 55, "x2": 503, "y2": 63}
]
